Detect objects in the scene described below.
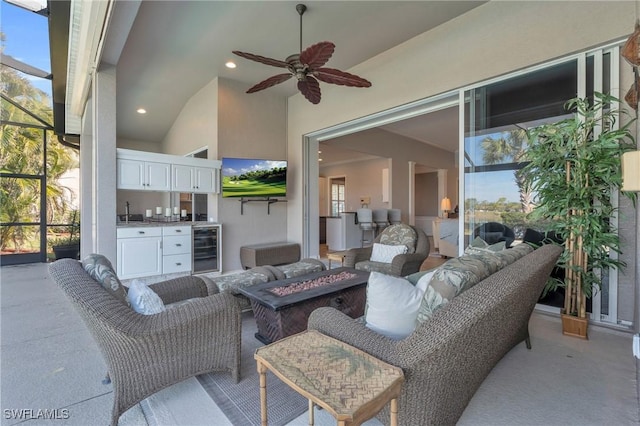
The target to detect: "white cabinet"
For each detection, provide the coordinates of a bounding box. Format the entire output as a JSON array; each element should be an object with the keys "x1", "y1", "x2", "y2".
[
  {"x1": 161, "y1": 226, "x2": 192, "y2": 274},
  {"x1": 326, "y1": 212, "x2": 362, "y2": 251},
  {"x1": 116, "y1": 148, "x2": 221, "y2": 193},
  {"x1": 117, "y1": 227, "x2": 163, "y2": 279},
  {"x1": 117, "y1": 225, "x2": 193, "y2": 279},
  {"x1": 171, "y1": 164, "x2": 218, "y2": 193},
  {"x1": 194, "y1": 167, "x2": 217, "y2": 193},
  {"x1": 117, "y1": 159, "x2": 171, "y2": 191}
]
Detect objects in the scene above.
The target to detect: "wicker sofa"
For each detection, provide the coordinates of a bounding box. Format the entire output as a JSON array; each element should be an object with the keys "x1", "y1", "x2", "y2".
[
  {"x1": 49, "y1": 258, "x2": 241, "y2": 426},
  {"x1": 308, "y1": 244, "x2": 562, "y2": 425}
]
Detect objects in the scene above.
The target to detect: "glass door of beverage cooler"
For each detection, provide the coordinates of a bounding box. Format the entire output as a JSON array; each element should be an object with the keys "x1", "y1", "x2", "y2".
[{"x1": 192, "y1": 225, "x2": 220, "y2": 273}]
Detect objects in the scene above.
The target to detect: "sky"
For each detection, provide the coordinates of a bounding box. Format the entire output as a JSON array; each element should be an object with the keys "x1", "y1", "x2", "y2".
[{"x1": 1, "y1": 1, "x2": 52, "y2": 99}]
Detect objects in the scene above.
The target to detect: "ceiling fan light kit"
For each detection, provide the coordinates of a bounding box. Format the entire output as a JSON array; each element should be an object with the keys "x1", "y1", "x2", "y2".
[{"x1": 232, "y1": 3, "x2": 371, "y2": 104}]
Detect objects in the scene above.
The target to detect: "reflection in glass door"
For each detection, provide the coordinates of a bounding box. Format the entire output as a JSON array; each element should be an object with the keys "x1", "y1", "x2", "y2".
[{"x1": 461, "y1": 47, "x2": 622, "y2": 326}]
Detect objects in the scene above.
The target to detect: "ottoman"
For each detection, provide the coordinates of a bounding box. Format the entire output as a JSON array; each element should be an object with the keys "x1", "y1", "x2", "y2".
[{"x1": 240, "y1": 242, "x2": 301, "y2": 269}]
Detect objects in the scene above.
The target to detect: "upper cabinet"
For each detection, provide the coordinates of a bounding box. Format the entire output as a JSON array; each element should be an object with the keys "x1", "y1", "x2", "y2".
[
  {"x1": 116, "y1": 148, "x2": 221, "y2": 193},
  {"x1": 117, "y1": 159, "x2": 171, "y2": 191},
  {"x1": 171, "y1": 165, "x2": 218, "y2": 193}
]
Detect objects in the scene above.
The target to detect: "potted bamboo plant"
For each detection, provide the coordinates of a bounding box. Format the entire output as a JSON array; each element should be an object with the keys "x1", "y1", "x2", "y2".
[{"x1": 523, "y1": 93, "x2": 636, "y2": 339}]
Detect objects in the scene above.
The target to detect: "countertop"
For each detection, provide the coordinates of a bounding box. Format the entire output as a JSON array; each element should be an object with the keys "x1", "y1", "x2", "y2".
[{"x1": 116, "y1": 221, "x2": 219, "y2": 228}]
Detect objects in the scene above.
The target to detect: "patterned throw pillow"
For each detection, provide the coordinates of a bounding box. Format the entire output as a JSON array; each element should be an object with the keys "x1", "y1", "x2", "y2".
[
  {"x1": 82, "y1": 254, "x2": 129, "y2": 306},
  {"x1": 464, "y1": 237, "x2": 506, "y2": 255},
  {"x1": 208, "y1": 269, "x2": 272, "y2": 294},
  {"x1": 493, "y1": 243, "x2": 533, "y2": 265},
  {"x1": 379, "y1": 224, "x2": 417, "y2": 254},
  {"x1": 127, "y1": 279, "x2": 165, "y2": 315},
  {"x1": 415, "y1": 252, "x2": 503, "y2": 324}
]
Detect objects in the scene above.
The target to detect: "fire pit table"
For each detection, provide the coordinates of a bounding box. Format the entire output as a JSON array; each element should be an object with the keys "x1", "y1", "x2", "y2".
[{"x1": 238, "y1": 267, "x2": 370, "y2": 344}]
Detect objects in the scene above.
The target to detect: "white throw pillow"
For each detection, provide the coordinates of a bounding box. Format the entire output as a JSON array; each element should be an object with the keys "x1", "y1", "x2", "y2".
[
  {"x1": 370, "y1": 243, "x2": 408, "y2": 263},
  {"x1": 365, "y1": 271, "x2": 431, "y2": 340},
  {"x1": 127, "y1": 279, "x2": 165, "y2": 315}
]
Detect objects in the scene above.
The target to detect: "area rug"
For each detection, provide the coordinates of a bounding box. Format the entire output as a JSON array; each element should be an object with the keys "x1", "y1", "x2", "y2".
[{"x1": 197, "y1": 312, "x2": 308, "y2": 426}]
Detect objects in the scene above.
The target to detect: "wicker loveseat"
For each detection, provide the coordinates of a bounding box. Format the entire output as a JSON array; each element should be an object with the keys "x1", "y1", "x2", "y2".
[
  {"x1": 49, "y1": 258, "x2": 241, "y2": 426},
  {"x1": 309, "y1": 244, "x2": 562, "y2": 425},
  {"x1": 342, "y1": 224, "x2": 430, "y2": 277}
]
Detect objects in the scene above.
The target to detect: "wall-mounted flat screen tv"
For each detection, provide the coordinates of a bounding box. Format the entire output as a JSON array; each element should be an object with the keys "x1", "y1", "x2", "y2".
[{"x1": 221, "y1": 157, "x2": 287, "y2": 198}]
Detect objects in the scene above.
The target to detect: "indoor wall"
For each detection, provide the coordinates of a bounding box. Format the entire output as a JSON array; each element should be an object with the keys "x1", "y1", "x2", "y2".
[{"x1": 320, "y1": 157, "x2": 390, "y2": 213}]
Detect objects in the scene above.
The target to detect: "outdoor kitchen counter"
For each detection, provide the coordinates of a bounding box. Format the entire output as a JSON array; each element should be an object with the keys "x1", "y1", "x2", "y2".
[{"x1": 116, "y1": 221, "x2": 218, "y2": 228}]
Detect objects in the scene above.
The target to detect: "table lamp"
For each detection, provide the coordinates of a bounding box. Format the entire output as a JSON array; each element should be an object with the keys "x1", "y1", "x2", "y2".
[{"x1": 441, "y1": 197, "x2": 451, "y2": 218}]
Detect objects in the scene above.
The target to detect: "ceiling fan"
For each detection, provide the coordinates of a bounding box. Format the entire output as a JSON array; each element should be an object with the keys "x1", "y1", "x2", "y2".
[{"x1": 232, "y1": 3, "x2": 372, "y2": 104}]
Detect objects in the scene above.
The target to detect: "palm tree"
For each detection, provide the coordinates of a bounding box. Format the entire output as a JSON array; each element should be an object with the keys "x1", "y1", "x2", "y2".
[
  {"x1": 480, "y1": 128, "x2": 533, "y2": 214},
  {"x1": 1, "y1": 39, "x2": 78, "y2": 252}
]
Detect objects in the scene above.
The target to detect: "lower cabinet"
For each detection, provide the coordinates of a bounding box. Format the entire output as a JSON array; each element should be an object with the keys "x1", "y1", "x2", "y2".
[
  {"x1": 117, "y1": 227, "x2": 163, "y2": 279},
  {"x1": 117, "y1": 225, "x2": 193, "y2": 279},
  {"x1": 161, "y1": 226, "x2": 192, "y2": 274}
]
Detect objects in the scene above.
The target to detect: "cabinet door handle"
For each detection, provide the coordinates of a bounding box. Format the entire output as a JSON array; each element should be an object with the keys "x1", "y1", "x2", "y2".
[
  {"x1": 176, "y1": 243, "x2": 182, "y2": 247},
  {"x1": 176, "y1": 262, "x2": 182, "y2": 266},
  {"x1": 175, "y1": 229, "x2": 182, "y2": 233},
  {"x1": 138, "y1": 231, "x2": 145, "y2": 234}
]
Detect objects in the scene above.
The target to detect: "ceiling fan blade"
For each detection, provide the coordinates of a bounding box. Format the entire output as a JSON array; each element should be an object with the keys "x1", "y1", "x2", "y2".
[
  {"x1": 232, "y1": 51, "x2": 288, "y2": 68},
  {"x1": 246, "y1": 73, "x2": 293, "y2": 93},
  {"x1": 314, "y1": 68, "x2": 372, "y2": 88},
  {"x1": 300, "y1": 41, "x2": 335, "y2": 70},
  {"x1": 297, "y1": 76, "x2": 321, "y2": 104}
]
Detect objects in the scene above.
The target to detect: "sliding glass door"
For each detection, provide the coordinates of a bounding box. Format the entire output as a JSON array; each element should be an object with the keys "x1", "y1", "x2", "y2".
[{"x1": 461, "y1": 46, "x2": 623, "y2": 326}]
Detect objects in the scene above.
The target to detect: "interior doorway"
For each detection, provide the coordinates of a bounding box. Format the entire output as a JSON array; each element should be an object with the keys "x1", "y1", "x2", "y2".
[{"x1": 303, "y1": 91, "x2": 459, "y2": 260}]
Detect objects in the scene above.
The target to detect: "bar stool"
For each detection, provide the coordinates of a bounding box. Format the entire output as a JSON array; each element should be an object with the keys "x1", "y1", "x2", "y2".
[
  {"x1": 372, "y1": 209, "x2": 390, "y2": 236},
  {"x1": 357, "y1": 208, "x2": 377, "y2": 247},
  {"x1": 388, "y1": 209, "x2": 402, "y2": 225}
]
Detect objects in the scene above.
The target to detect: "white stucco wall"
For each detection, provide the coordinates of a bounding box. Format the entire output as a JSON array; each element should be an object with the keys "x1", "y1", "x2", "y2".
[
  {"x1": 158, "y1": 77, "x2": 287, "y2": 271},
  {"x1": 216, "y1": 78, "x2": 288, "y2": 272},
  {"x1": 320, "y1": 157, "x2": 391, "y2": 213}
]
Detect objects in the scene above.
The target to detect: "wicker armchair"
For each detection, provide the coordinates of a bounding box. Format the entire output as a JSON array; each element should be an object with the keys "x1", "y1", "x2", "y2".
[
  {"x1": 49, "y1": 259, "x2": 241, "y2": 426},
  {"x1": 343, "y1": 224, "x2": 430, "y2": 276}
]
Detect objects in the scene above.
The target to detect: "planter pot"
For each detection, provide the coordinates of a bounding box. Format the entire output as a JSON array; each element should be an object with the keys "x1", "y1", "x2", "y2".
[
  {"x1": 53, "y1": 243, "x2": 80, "y2": 260},
  {"x1": 561, "y1": 310, "x2": 589, "y2": 340}
]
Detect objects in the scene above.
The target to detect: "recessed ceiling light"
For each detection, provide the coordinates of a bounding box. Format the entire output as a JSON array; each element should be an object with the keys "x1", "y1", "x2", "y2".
[
  {"x1": 137, "y1": 108, "x2": 147, "y2": 114},
  {"x1": 319, "y1": 158, "x2": 323, "y2": 162},
  {"x1": 225, "y1": 61, "x2": 237, "y2": 69},
  {"x1": 318, "y1": 150, "x2": 322, "y2": 154}
]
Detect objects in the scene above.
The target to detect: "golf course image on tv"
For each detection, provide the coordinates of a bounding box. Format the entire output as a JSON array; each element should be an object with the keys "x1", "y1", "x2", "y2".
[{"x1": 221, "y1": 157, "x2": 287, "y2": 198}]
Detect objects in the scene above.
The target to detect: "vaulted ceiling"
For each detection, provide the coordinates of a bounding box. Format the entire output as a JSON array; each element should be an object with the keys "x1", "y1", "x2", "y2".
[{"x1": 106, "y1": 1, "x2": 484, "y2": 143}]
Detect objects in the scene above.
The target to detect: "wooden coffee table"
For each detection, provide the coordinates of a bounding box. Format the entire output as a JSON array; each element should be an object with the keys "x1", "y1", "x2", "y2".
[
  {"x1": 238, "y1": 267, "x2": 369, "y2": 344},
  {"x1": 255, "y1": 330, "x2": 404, "y2": 426}
]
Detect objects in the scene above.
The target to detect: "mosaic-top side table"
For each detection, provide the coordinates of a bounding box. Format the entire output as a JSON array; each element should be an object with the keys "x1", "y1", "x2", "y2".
[{"x1": 254, "y1": 330, "x2": 404, "y2": 426}]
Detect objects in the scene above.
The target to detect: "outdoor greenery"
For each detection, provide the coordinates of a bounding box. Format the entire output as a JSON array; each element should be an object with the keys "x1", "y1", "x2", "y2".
[
  {"x1": 523, "y1": 93, "x2": 636, "y2": 319},
  {"x1": 47, "y1": 210, "x2": 80, "y2": 249},
  {"x1": 481, "y1": 128, "x2": 533, "y2": 214},
  {"x1": 1, "y1": 36, "x2": 79, "y2": 254}
]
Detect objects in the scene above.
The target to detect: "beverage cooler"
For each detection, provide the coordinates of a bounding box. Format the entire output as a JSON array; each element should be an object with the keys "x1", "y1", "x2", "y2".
[{"x1": 192, "y1": 224, "x2": 221, "y2": 273}]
